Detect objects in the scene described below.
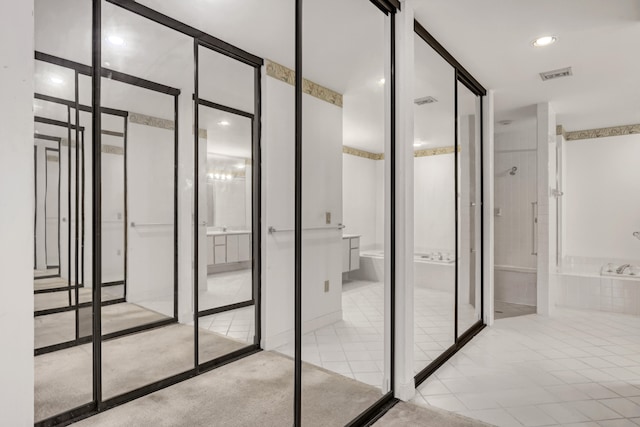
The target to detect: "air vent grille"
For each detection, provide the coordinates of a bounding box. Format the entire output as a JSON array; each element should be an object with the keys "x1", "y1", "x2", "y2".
[
  {"x1": 539, "y1": 67, "x2": 573, "y2": 81},
  {"x1": 414, "y1": 96, "x2": 438, "y2": 105}
]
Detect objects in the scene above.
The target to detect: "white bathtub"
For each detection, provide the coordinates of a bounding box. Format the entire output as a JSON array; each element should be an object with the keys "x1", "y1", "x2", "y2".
[
  {"x1": 557, "y1": 257, "x2": 640, "y2": 315},
  {"x1": 353, "y1": 250, "x2": 455, "y2": 292}
]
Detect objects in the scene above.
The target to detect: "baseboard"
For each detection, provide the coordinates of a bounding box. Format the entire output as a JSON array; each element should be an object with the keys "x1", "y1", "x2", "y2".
[{"x1": 394, "y1": 378, "x2": 416, "y2": 401}]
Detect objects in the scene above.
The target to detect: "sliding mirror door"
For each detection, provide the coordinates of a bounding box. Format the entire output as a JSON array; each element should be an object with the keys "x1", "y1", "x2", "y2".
[
  {"x1": 413, "y1": 22, "x2": 486, "y2": 388},
  {"x1": 196, "y1": 44, "x2": 259, "y2": 366},
  {"x1": 33, "y1": 0, "x2": 93, "y2": 422},
  {"x1": 98, "y1": 0, "x2": 191, "y2": 400},
  {"x1": 413, "y1": 32, "x2": 456, "y2": 373},
  {"x1": 456, "y1": 80, "x2": 482, "y2": 337},
  {"x1": 297, "y1": 0, "x2": 395, "y2": 423}
]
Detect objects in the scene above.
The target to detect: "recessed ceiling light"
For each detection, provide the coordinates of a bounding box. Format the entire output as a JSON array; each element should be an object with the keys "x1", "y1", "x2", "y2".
[
  {"x1": 413, "y1": 141, "x2": 424, "y2": 147},
  {"x1": 226, "y1": 174, "x2": 233, "y2": 180},
  {"x1": 218, "y1": 120, "x2": 230, "y2": 127},
  {"x1": 50, "y1": 76, "x2": 64, "y2": 85},
  {"x1": 532, "y1": 36, "x2": 557, "y2": 47},
  {"x1": 104, "y1": 61, "x2": 111, "y2": 67},
  {"x1": 107, "y1": 35, "x2": 125, "y2": 46},
  {"x1": 378, "y1": 78, "x2": 386, "y2": 86}
]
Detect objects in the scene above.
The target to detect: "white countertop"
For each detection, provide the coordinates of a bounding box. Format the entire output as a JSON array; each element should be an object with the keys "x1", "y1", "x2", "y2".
[
  {"x1": 207, "y1": 229, "x2": 251, "y2": 236},
  {"x1": 342, "y1": 234, "x2": 360, "y2": 239}
]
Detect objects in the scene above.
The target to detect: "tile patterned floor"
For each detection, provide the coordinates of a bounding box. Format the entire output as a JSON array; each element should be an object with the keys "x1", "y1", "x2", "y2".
[
  {"x1": 274, "y1": 280, "x2": 477, "y2": 388},
  {"x1": 412, "y1": 308, "x2": 640, "y2": 427}
]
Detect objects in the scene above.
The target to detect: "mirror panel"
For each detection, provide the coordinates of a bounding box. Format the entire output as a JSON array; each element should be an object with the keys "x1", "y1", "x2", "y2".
[
  {"x1": 197, "y1": 44, "x2": 257, "y2": 365},
  {"x1": 33, "y1": 0, "x2": 93, "y2": 416},
  {"x1": 413, "y1": 32, "x2": 456, "y2": 372},
  {"x1": 99, "y1": 0, "x2": 191, "y2": 400},
  {"x1": 456, "y1": 81, "x2": 482, "y2": 336}
]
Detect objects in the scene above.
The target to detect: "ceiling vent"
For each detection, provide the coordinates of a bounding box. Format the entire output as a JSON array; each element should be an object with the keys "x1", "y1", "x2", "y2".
[
  {"x1": 539, "y1": 67, "x2": 573, "y2": 81},
  {"x1": 414, "y1": 96, "x2": 438, "y2": 105}
]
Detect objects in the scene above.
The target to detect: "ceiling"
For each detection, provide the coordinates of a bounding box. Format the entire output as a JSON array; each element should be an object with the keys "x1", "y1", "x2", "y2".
[
  {"x1": 413, "y1": 0, "x2": 640, "y2": 131},
  {"x1": 34, "y1": 0, "x2": 638, "y2": 155}
]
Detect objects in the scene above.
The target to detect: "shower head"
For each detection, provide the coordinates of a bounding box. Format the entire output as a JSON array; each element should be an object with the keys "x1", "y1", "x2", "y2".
[{"x1": 509, "y1": 166, "x2": 518, "y2": 176}]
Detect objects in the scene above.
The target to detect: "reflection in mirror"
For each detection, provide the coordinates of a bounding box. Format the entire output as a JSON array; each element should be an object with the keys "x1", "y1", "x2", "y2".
[
  {"x1": 99, "y1": 0, "x2": 191, "y2": 400},
  {"x1": 295, "y1": 0, "x2": 389, "y2": 422},
  {"x1": 457, "y1": 81, "x2": 482, "y2": 336},
  {"x1": 202, "y1": 116, "x2": 253, "y2": 311},
  {"x1": 33, "y1": 61, "x2": 92, "y2": 423},
  {"x1": 197, "y1": 44, "x2": 257, "y2": 366},
  {"x1": 413, "y1": 32, "x2": 456, "y2": 373}
]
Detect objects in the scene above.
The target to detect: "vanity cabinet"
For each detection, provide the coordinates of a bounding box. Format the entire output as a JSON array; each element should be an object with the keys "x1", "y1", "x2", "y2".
[
  {"x1": 342, "y1": 235, "x2": 360, "y2": 273},
  {"x1": 206, "y1": 232, "x2": 251, "y2": 271}
]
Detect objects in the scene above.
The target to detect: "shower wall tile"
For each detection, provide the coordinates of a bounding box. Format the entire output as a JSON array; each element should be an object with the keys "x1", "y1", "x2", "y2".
[{"x1": 494, "y1": 128, "x2": 538, "y2": 270}]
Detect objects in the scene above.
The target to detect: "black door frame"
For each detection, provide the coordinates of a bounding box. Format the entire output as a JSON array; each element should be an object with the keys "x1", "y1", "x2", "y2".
[
  {"x1": 35, "y1": 1, "x2": 262, "y2": 425},
  {"x1": 193, "y1": 38, "x2": 263, "y2": 373},
  {"x1": 43, "y1": 146, "x2": 61, "y2": 270},
  {"x1": 413, "y1": 20, "x2": 487, "y2": 387},
  {"x1": 35, "y1": 0, "x2": 407, "y2": 425},
  {"x1": 294, "y1": 0, "x2": 400, "y2": 426},
  {"x1": 193, "y1": 96, "x2": 259, "y2": 321}
]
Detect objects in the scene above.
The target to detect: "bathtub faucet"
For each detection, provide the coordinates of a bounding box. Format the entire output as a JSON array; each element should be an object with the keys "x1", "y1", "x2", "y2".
[{"x1": 617, "y1": 264, "x2": 631, "y2": 274}]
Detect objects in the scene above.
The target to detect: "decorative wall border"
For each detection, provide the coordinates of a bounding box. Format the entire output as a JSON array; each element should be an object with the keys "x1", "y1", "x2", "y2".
[
  {"x1": 129, "y1": 112, "x2": 207, "y2": 138},
  {"x1": 129, "y1": 112, "x2": 174, "y2": 130},
  {"x1": 558, "y1": 123, "x2": 640, "y2": 141},
  {"x1": 60, "y1": 138, "x2": 124, "y2": 155},
  {"x1": 343, "y1": 145, "x2": 383, "y2": 160},
  {"x1": 266, "y1": 60, "x2": 343, "y2": 108},
  {"x1": 414, "y1": 146, "x2": 457, "y2": 157},
  {"x1": 343, "y1": 145, "x2": 458, "y2": 160},
  {"x1": 102, "y1": 144, "x2": 125, "y2": 155}
]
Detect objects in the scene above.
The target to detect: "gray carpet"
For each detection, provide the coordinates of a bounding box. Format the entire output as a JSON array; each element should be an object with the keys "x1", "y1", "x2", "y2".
[
  {"x1": 375, "y1": 402, "x2": 492, "y2": 426},
  {"x1": 34, "y1": 301, "x2": 169, "y2": 349},
  {"x1": 72, "y1": 351, "x2": 384, "y2": 427},
  {"x1": 39, "y1": 343, "x2": 494, "y2": 426},
  {"x1": 34, "y1": 285, "x2": 123, "y2": 311},
  {"x1": 33, "y1": 276, "x2": 68, "y2": 290},
  {"x1": 34, "y1": 268, "x2": 60, "y2": 278},
  {"x1": 35, "y1": 323, "x2": 248, "y2": 422}
]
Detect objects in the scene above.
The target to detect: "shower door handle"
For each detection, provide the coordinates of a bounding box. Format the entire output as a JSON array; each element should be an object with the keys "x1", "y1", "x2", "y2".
[{"x1": 531, "y1": 202, "x2": 538, "y2": 256}]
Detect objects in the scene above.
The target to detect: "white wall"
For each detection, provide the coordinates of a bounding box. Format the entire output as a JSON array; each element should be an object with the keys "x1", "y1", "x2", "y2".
[
  {"x1": 35, "y1": 145, "x2": 47, "y2": 269},
  {"x1": 302, "y1": 95, "x2": 343, "y2": 325},
  {"x1": 101, "y1": 148, "x2": 125, "y2": 283},
  {"x1": 564, "y1": 133, "x2": 640, "y2": 262},
  {"x1": 536, "y1": 102, "x2": 557, "y2": 316},
  {"x1": 262, "y1": 75, "x2": 294, "y2": 349},
  {"x1": 262, "y1": 75, "x2": 344, "y2": 349},
  {"x1": 45, "y1": 150, "x2": 60, "y2": 266},
  {"x1": 342, "y1": 153, "x2": 379, "y2": 250},
  {"x1": 0, "y1": 0, "x2": 34, "y2": 423},
  {"x1": 413, "y1": 153, "x2": 455, "y2": 255},
  {"x1": 127, "y1": 122, "x2": 176, "y2": 313},
  {"x1": 209, "y1": 178, "x2": 248, "y2": 229}
]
